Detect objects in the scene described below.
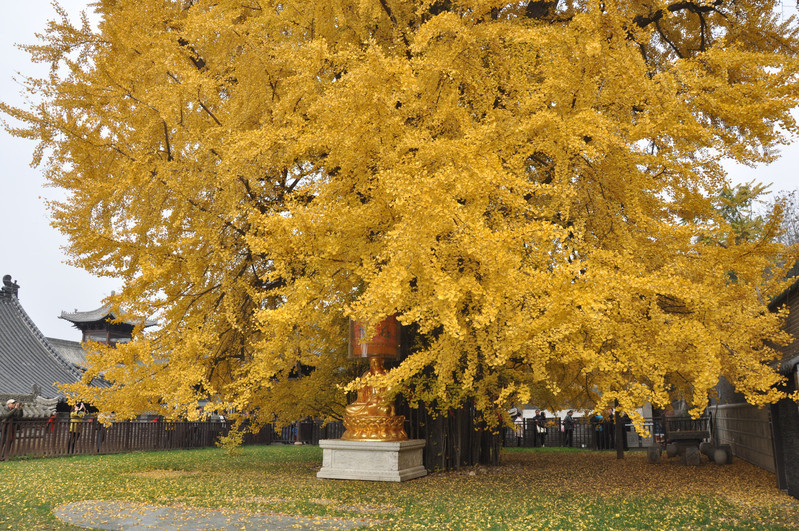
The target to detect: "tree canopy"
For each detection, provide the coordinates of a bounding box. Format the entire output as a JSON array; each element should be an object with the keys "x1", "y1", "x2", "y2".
[{"x1": 4, "y1": 0, "x2": 799, "y2": 427}]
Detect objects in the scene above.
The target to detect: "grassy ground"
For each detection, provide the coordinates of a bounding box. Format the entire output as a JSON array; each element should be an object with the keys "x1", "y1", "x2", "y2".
[{"x1": 1, "y1": 445, "x2": 797, "y2": 530}]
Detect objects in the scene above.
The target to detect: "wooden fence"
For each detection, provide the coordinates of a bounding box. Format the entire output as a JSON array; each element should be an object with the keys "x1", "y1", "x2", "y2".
[
  {"x1": 0, "y1": 416, "x2": 348, "y2": 461},
  {"x1": 4, "y1": 413, "x2": 767, "y2": 466},
  {"x1": 0, "y1": 418, "x2": 229, "y2": 459}
]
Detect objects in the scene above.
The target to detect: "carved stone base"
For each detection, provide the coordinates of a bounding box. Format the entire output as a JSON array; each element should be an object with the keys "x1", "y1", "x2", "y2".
[
  {"x1": 317, "y1": 439, "x2": 427, "y2": 482},
  {"x1": 342, "y1": 414, "x2": 407, "y2": 441}
]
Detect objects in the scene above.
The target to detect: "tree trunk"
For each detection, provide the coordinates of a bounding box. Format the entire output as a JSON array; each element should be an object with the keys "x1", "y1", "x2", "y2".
[
  {"x1": 615, "y1": 404, "x2": 625, "y2": 459},
  {"x1": 399, "y1": 400, "x2": 499, "y2": 471}
]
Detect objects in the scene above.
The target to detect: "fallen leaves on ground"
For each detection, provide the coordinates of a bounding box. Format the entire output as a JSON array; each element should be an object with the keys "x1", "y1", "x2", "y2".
[{"x1": 1, "y1": 446, "x2": 797, "y2": 530}]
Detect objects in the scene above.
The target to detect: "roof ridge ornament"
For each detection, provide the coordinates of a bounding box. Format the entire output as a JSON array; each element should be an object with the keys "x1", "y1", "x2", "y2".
[{"x1": 1, "y1": 275, "x2": 19, "y2": 298}]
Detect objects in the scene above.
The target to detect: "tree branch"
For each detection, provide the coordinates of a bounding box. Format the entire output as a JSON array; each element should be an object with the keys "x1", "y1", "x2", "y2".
[{"x1": 633, "y1": 0, "x2": 723, "y2": 29}]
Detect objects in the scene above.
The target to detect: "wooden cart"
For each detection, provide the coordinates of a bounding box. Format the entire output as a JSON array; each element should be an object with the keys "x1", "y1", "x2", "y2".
[{"x1": 648, "y1": 416, "x2": 731, "y2": 465}]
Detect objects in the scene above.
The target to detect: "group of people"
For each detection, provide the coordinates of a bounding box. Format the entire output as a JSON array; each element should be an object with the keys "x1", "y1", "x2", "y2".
[
  {"x1": 1, "y1": 399, "x2": 92, "y2": 459},
  {"x1": 589, "y1": 410, "x2": 615, "y2": 450},
  {"x1": 1, "y1": 400, "x2": 227, "y2": 460},
  {"x1": 590, "y1": 409, "x2": 630, "y2": 450},
  {"x1": 513, "y1": 409, "x2": 578, "y2": 447},
  {"x1": 512, "y1": 409, "x2": 628, "y2": 450}
]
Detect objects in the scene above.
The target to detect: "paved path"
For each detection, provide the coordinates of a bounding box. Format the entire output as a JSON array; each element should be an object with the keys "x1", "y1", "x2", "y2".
[{"x1": 54, "y1": 500, "x2": 378, "y2": 530}]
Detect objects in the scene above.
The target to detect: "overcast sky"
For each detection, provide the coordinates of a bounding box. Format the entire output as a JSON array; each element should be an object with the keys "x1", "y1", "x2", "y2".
[{"x1": 1, "y1": 1, "x2": 798, "y2": 339}]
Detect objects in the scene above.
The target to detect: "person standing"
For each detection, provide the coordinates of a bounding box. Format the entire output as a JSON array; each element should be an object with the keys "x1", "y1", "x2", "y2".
[
  {"x1": 68, "y1": 403, "x2": 86, "y2": 454},
  {"x1": 591, "y1": 412, "x2": 604, "y2": 450},
  {"x1": 602, "y1": 408, "x2": 615, "y2": 451},
  {"x1": 534, "y1": 410, "x2": 547, "y2": 447},
  {"x1": 1, "y1": 399, "x2": 23, "y2": 460},
  {"x1": 94, "y1": 413, "x2": 109, "y2": 454},
  {"x1": 620, "y1": 411, "x2": 631, "y2": 451},
  {"x1": 563, "y1": 410, "x2": 576, "y2": 447}
]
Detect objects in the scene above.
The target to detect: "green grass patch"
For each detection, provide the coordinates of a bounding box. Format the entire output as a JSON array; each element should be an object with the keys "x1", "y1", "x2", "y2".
[{"x1": 1, "y1": 445, "x2": 797, "y2": 530}]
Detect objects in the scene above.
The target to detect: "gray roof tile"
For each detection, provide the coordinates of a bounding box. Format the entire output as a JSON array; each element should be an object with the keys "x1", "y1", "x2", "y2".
[
  {"x1": 0, "y1": 292, "x2": 88, "y2": 398},
  {"x1": 46, "y1": 337, "x2": 89, "y2": 369}
]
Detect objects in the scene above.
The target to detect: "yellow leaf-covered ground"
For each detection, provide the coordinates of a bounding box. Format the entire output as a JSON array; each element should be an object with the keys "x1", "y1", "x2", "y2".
[{"x1": 1, "y1": 446, "x2": 797, "y2": 530}]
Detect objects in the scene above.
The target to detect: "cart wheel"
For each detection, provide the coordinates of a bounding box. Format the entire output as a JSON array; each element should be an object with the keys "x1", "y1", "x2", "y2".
[
  {"x1": 666, "y1": 442, "x2": 678, "y2": 458},
  {"x1": 684, "y1": 447, "x2": 701, "y2": 466},
  {"x1": 714, "y1": 445, "x2": 732, "y2": 465},
  {"x1": 647, "y1": 445, "x2": 662, "y2": 464},
  {"x1": 699, "y1": 441, "x2": 714, "y2": 458}
]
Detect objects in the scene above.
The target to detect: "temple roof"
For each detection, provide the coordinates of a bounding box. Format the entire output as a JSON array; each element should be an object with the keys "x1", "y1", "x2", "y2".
[
  {"x1": 0, "y1": 288, "x2": 86, "y2": 399},
  {"x1": 768, "y1": 277, "x2": 799, "y2": 313},
  {"x1": 59, "y1": 305, "x2": 156, "y2": 328},
  {"x1": 46, "y1": 337, "x2": 90, "y2": 369},
  {"x1": 58, "y1": 305, "x2": 158, "y2": 328},
  {"x1": 59, "y1": 305, "x2": 115, "y2": 323},
  {"x1": 769, "y1": 277, "x2": 799, "y2": 375}
]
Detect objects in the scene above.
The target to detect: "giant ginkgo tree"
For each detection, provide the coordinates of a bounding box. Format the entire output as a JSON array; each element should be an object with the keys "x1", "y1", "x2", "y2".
[{"x1": 4, "y1": 0, "x2": 799, "y2": 427}]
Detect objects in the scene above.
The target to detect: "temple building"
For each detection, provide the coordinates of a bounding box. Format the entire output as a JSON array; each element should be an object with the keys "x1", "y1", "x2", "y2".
[
  {"x1": 53, "y1": 301, "x2": 156, "y2": 371},
  {"x1": 59, "y1": 299, "x2": 156, "y2": 347},
  {"x1": 0, "y1": 275, "x2": 100, "y2": 415}
]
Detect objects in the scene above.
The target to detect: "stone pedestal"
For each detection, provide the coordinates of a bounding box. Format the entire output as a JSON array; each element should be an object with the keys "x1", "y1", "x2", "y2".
[{"x1": 317, "y1": 439, "x2": 427, "y2": 482}]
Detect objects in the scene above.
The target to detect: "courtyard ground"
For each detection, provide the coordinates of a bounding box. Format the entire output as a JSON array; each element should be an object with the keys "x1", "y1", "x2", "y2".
[{"x1": 1, "y1": 445, "x2": 797, "y2": 530}]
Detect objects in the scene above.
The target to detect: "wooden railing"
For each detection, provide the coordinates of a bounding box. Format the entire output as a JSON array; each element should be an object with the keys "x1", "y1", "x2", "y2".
[
  {"x1": 0, "y1": 417, "x2": 347, "y2": 461},
  {"x1": 1, "y1": 413, "x2": 737, "y2": 463},
  {"x1": 0, "y1": 418, "x2": 229, "y2": 459}
]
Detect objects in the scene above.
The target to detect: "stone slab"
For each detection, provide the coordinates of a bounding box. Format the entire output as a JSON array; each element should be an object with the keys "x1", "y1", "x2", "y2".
[
  {"x1": 317, "y1": 439, "x2": 427, "y2": 482},
  {"x1": 54, "y1": 500, "x2": 377, "y2": 530}
]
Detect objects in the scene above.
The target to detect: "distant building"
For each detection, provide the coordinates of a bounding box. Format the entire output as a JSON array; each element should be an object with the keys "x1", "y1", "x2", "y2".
[
  {"x1": 40, "y1": 302, "x2": 155, "y2": 372},
  {"x1": 59, "y1": 303, "x2": 156, "y2": 347}
]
